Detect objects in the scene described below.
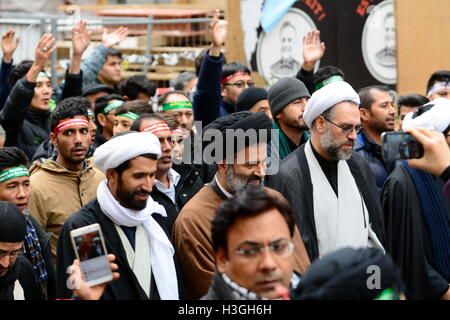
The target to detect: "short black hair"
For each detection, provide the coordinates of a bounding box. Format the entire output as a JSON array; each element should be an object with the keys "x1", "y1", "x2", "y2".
[
  {"x1": 157, "y1": 90, "x2": 191, "y2": 107},
  {"x1": 0, "y1": 147, "x2": 29, "y2": 172},
  {"x1": 94, "y1": 93, "x2": 125, "y2": 129},
  {"x1": 358, "y1": 85, "x2": 390, "y2": 110},
  {"x1": 170, "y1": 71, "x2": 197, "y2": 91},
  {"x1": 314, "y1": 66, "x2": 345, "y2": 90},
  {"x1": 8, "y1": 60, "x2": 34, "y2": 87},
  {"x1": 105, "y1": 48, "x2": 122, "y2": 61},
  {"x1": 221, "y1": 62, "x2": 251, "y2": 83},
  {"x1": 426, "y1": 70, "x2": 450, "y2": 94},
  {"x1": 211, "y1": 185, "x2": 295, "y2": 253},
  {"x1": 397, "y1": 94, "x2": 429, "y2": 116},
  {"x1": 50, "y1": 97, "x2": 89, "y2": 132},
  {"x1": 120, "y1": 74, "x2": 156, "y2": 100},
  {"x1": 114, "y1": 100, "x2": 153, "y2": 117},
  {"x1": 130, "y1": 113, "x2": 165, "y2": 132}
]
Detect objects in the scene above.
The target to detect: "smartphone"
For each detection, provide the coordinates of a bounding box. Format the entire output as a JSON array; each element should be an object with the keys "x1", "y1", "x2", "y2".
[
  {"x1": 381, "y1": 132, "x2": 424, "y2": 162},
  {"x1": 70, "y1": 223, "x2": 113, "y2": 287}
]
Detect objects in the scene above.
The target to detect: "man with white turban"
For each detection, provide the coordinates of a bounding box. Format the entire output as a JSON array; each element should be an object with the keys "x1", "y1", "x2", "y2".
[
  {"x1": 56, "y1": 131, "x2": 182, "y2": 300},
  {"x1": 268, "y1": 81, "x2": 385, "y2": 263},
  {"x1": 382, "y1": 98, "x2": 450, "y2": 300}
]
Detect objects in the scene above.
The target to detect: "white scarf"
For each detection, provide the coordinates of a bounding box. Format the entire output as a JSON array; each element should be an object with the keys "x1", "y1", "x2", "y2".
[
  {"x1": 305, "y1": 141, "x2": 383, "y2": 258},
  {"x1": 97, "y1": 179, "x2": 179, "y2": 300}
]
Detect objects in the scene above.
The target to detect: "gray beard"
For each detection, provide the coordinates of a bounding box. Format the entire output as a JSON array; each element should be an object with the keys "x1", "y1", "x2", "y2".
[
  {"x1": 320, "y1": 127, "x2": 353, "y2": 161},
  {"x1": 225, "y1": 166, "x2": 263, "y2": 193}
]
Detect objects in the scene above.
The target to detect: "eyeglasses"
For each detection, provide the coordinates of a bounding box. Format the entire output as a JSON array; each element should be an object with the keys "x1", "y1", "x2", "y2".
[
  {"x1": 0, "y1": 248, "x2": 23, "y2": 259},
  {"x1": 235, "y1": 239, "x2": 294, "y2": 260},
  {"x1": 322, "y1": 116, "x2": 363, "y2": 135},
  {"x1": 224, "y1": 80, "x2": 255, "y2": 89}
]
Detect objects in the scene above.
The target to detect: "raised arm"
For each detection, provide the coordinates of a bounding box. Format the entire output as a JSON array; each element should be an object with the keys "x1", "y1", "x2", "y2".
[{"x1": 193, "y1": 9, "x2": 227, "y2": 127}]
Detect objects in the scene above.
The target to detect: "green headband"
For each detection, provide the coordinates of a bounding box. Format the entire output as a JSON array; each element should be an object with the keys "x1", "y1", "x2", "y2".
[
  {"x1": 102, "y1": 100, "x2": 123, "y2": 115},
  {"x1": 374, "y1": 288, "x2": 400, "y2": 300},
  {"x1": 0, "y1": 166, "x2": 29, "y2": 183},
  {"x1": 162, "y1": 101, "x2": 192, "y2": 111},
  {"x1": 87, "y1": 109, "x2": 94, "y2": 117},
  {"x1": 37, "y1": 72, "x2": 50, "y2": 79},
  {"x1": 116, "y1": 111, "x2": 140, "y2": 121},
  {"x1": 315, "y1": 75, "x2": 344, "y2": 90}
]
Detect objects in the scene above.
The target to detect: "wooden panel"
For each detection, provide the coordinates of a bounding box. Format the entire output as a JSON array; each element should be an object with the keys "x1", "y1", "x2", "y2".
[
  {"x1": 224, "y1": 0, "x2": 246, "y2": 64},
  {"x1": 396, "y1": 0, "x2": 450, "y2": 96}
]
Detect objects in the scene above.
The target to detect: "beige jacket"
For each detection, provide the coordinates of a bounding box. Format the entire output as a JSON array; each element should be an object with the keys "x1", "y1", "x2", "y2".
[{"x1": 28, "y1": 158, "x2": 105, "y2": 259}]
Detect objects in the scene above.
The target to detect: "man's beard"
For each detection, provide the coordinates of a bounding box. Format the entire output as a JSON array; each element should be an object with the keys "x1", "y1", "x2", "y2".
[
  {"x1": 225, "y1": 165, "x2": 263, "y2": 193},
  {"x1": 116, "y1": 176, "x2": 148, "y2": 210},
  {"x1": 321, "y1": 125, "x2": 353, "y2": 161},
  {"x1": 285, "y1": 115, "x2": 309, "y2": 131}
]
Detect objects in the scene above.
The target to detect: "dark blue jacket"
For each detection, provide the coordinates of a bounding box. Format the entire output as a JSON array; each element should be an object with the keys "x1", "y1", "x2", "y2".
[
  {"x1": 354, "y1": 129, "x2": 392, "y2": 195},
  {"x1": 193, "y1": 50, "x2": 231, "y2": 128},
  {"x1": 0, "y1": 59, "x2": 13, "y2": 111}
]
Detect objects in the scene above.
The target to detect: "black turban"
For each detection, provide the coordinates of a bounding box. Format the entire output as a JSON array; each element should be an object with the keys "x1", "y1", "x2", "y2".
[
  {"x1": 291, "y1": 248, "x2": 404, "y2": 300},
  {"x1": 0, "y1": 201, "x2": 27, "y2": 243},
  {"x1": 202, "y1": 111, "x2": 273, "y2": 161}
]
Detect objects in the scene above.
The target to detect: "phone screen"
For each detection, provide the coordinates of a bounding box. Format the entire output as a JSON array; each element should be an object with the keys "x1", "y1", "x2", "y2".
[
  {"x1": 73, "y1": 229, "x2": 111, "y2": 285},
  {"x1": 382, "y1": 132, "x2": 424, "y2": 162}
]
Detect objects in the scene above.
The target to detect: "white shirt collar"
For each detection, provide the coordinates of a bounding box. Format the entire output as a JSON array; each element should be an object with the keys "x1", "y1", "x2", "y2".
[
  {"x1": 156, "y1": 168, "x2": 181, "y2": 190},
  {"x1": 214, "y1": 174, "x2": 233, "y2": 199}
]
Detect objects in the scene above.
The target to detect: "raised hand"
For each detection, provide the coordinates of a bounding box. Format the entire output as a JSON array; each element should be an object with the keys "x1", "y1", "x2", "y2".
[
  {"x1": 1, "y1": 29, "x2": 20, "y2": 63},
  {"x1": 34, "y1": 33, "x2": 57, "y2": 69},
  {"x1": 209, "y1": 9, "x2": 227, "y2": 57},
  {"x1": 72, "y1": 20, "x2": 91, "y2": 57},
  {"x1": 101, "y1": 26, "x2": 129, "y2": 49},
  {"x1": 302, "y1": 30, "x2": 325, "y2": 71}
]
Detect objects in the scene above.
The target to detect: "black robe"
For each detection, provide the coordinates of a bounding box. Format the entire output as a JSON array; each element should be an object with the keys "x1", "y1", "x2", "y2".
[
  {"x1": 267, "y1": 143, "x2": 385, "y2": 262},
  {"x1": 56, "y1": 199, "x2": 184, "y2": 300},
  {"x1": 0, "y1": 256, "x2": 40, "y2": 300},
  {"x1": 381, "y1": 164, "x2": 449, "y2": 300}
]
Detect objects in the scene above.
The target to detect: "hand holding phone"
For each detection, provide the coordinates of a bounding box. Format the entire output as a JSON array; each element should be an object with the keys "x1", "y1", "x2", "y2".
[
  {"x1": 381, "y1": 132, "x2": 424, "y2": 162},
  {"x1": 70, "y1": 223, "x2": 113, "y2": 287}
]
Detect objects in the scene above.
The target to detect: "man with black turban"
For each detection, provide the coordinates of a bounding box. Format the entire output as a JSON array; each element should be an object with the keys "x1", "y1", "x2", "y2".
[
  {"x1": 173, "y1": 111, "x2": 311, "y2": 299},
  {"x1": 0, "y1": 201, "x2": 39, "y2": 300},
  {"x1": 291, "y1": 247, "x2": 405, "y2": 300}
]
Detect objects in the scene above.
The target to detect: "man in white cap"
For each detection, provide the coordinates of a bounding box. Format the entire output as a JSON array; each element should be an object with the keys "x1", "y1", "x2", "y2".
[
  {"x1": 56, "y1": 131, "x2": 182, "y2": 300},
  {"x1": 382, "y1": 98, "x2": 450, "y2": 300},
  {"x1": 268, "y1": 81, "x2": 385, "y2": 263}
]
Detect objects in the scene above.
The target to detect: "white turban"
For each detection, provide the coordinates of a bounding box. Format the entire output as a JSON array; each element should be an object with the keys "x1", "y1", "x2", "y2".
[
  {"x1": 402, "y1": 98, "x2": 450, "y2": 133},
  {"x1": 94, "y1": 131, "x2": 161, "y2": 171},
  {"x1": 303, "y1": 81, "x2": 360, "y2": 129}
]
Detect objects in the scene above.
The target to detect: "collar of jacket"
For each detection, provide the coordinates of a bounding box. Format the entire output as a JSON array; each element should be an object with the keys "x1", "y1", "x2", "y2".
[
  {"x1": 29, "y1": 157, "x2": 94, "y2": 177},
  {"x1": 356, "y1": 129, "x2": 382, "y2": 157},
  {"x1": 26, "y1": 109, "x2": 50, "y2": 125}
]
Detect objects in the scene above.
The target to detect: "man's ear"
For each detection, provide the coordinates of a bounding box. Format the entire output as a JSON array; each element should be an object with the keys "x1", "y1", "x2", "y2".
[
  {"x1": 221, "y1": 85, "x2": 227, "y2": 99},
  {"x1": 106, "y1": 168, "x2": 117, "y2": 184},
  {"x1": 215, "y1": 247, "x2": 227, "y2": 274},
  {"x1": 217, "y1": 160, "x2": 227, "y2": 172},
  {"x1": 122, "y1": 95, "x2": 129, "y2": 101},
  {"x1": 49, "y1": 132, "x2": 57, "y2": 147},
  {"x1": 315, "y1": 116, "x2": 327, "y2": 134},
  {"x1": 97, "y1": 113, "x2": 107, "y2": 127},
  {"x1": 360, "y1": 107, "x2": 370, "y2": 122}
]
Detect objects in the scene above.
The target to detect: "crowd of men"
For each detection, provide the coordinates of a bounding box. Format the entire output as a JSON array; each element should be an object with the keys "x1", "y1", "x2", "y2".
[{"x1": 0, "y1": 10, "x2": 449, "y2": 301}]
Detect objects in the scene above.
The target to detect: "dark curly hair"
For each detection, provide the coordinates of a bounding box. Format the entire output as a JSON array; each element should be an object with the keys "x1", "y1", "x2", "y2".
[
  {"x1": 50, "y1": 97, "x2": 90, "y2": 132},
  {"x1": 0, "y1": 147, "x2": 29, "y2": 172}
]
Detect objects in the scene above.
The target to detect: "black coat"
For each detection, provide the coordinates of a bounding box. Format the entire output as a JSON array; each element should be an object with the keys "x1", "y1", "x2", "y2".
[
  {"x1": 26, "y1": 213, "x2": 56, "y2": 300},
  {"x1": 267, "y1": 143, "x2": 386, "y2": 262},
  {"x1": 382, "y1": 164, "x2": 450, "y2": 300},
  {"x1": 0, "y1": 255, "x2": 40, "y2": 300},
  {"x1": 56, "y1": 199, "x2": 184, "y2": 300},
  {"x1": 150, "y1": 163, "x2": 203, "y2": 237}
]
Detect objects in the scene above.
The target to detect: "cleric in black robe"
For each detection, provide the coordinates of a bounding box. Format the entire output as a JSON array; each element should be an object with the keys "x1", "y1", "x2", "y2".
[
  {"x1": 382, "y1": 99, "x2": 450, "y2": 300},
  {"x1": 56, "y1": 132, "x2": 183, "y2": 300},
  {"x1": 267, "y1": 81, "x2": 385, "y2": 262}
]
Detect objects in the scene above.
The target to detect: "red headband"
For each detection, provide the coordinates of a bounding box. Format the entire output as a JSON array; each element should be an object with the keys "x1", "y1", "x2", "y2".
[
  {"x1": 221, "y1": 72, "x2": 249, "y2": 85},
  {"x1": 140, "y1": 121, "x2": 171, "y2": 134},
  {"x1": 53, "y1": 118, "x2": 89, "y2": 134}
]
